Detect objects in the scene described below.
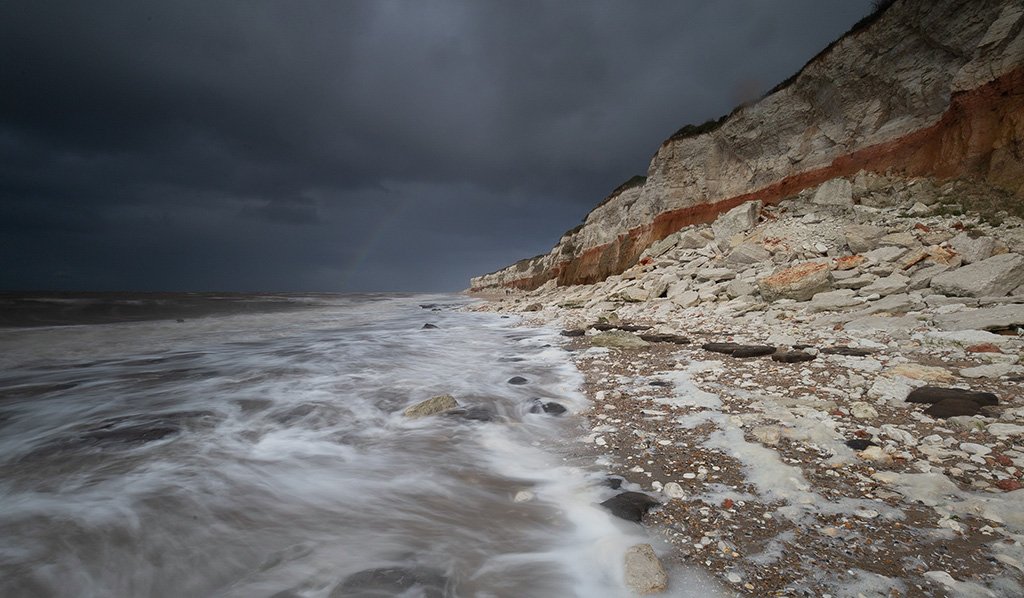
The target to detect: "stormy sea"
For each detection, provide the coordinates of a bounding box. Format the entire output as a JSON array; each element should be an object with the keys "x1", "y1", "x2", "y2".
[{"x1": 0, "y1": 293, "x2": 653, "y2": 598}]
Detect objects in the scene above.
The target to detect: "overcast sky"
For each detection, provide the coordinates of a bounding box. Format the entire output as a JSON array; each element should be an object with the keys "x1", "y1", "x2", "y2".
[{"x1": 1, "y1": 0, "x2": 876, "y2": 292}]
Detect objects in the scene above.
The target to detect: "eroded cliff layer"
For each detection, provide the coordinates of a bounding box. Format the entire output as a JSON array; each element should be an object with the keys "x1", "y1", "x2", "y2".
[{"x1": 471, "y1": 0, "x2": 1024, "y2": 291}]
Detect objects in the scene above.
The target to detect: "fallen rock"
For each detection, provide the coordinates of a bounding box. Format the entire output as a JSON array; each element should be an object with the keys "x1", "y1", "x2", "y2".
[
  {"x1": 906, "y1": 386, "x2": 998, "y2": 406},
  {"x1": 809, "y1": 289, "x2": 862, "y2": 311},
  {"x1": 623, "y1": 544, "x2": 669, "y2": 595},
  {"x1": 702, "y1": 342, "x2": 744, "y2": 354},
  {"x1": 930, "y1": 253, "x2": 1024, "y2": 298},
  {"x1": 845, "y1": 439, "x2": 877, "y2": 451},
  {"x1": 933, "y1": 304, "x2": 1024, "y2": 331},
  {"x1": 591, "y1": 331, "x2": 651, "y2": 349},
  {"x1": 812, "y1": 178, "x2": 853, "y2": 206},
  {"x1": 560, "y1": 329, "x2": 586, "y2": 337},
  {"x1": 403, "y1": 395, "x2": 459, "y2": 418},
  {"x1": 860, "y1": 273, "x2": 909, "y2": 297},
  {"x1": 676, "y1": 229, "x2": 710, "y2": 249},
  {"x1": 850, "y1": 402, "x2": 879, "y2": 419},
  {"x1": 712, "y1": 201, "x2": 762, "y2": 243},
  {"x1": 726, "y1": 243, "x2": 771, "y2": 265},
  {"x1": 758, "y1": 262, "x2": 832, "y2": 301},
  {"x1": 949, "y1": 232, "x2": 996, "y2": 264},
  {"x1": 844, "y1": 224, "x2": 887, "y2": 253},
  {"x1": 600, "y1": 491, "x2": 660, "y2": 522},
  {"x1": 959, "y1": 363, "x2": 1015, "y2": 379}
]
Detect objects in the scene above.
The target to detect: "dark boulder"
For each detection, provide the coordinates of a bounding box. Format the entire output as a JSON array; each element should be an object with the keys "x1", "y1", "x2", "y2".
[
  {"x1": 702, "y1": 342, "x2": 744, "y2": 354},
  {"x1": 422, "y1": 323, "x2": 439, "y2": 330},
  {"x1": 604, "y1": 476, "x2": 625, "y2": 489},
  {"x1": 845, "y1": 439, "x2": 877, "y2": 451},
  {"x1": 507, "y1": 376, "x2": 529, "y2": 385},
  {"x1": 772, "y1": 351, "x2": 816, "y2": 363},
  {"x1": 639, "y1": 333, "x2": 691, "y2": 344},
  {"x1": 820, "y1": 347, "x2": 875, "y2": 357},
  {"x1": 331, "y1": 566, "x2": 451, "y2": 598},
  {"x1": 731, "y1": 345, "x2": 776, "y2": 358},
  {"x1": 906, "y1": 386, "x2": 998, "y2": 406},
  {"x1": 925, "y1": 398, "x2": 984, "y2": 418},
  {"x1": 600, "y1": 491, "x2": 660, "y2": 522},
  {"x1": 560, "y1": 329, "x2": 586, "y2": 337}
]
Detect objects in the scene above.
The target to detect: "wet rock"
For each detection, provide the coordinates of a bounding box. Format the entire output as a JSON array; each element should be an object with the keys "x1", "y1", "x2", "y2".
[
  {"x1": 591, "y1": 331, "x2": 650, "y2": 349},
  {"x1": 758, "y1": 262, "x2": 832, "y2": 301},
  {"x1": 507, "y1": 376, "x2": 529, "y2": 385},
  {"x1": 529, "y1": 400, "x2": 567, "y2": 416},
  {"x1": 422, "y1": 323, "x2": 439, "y2": 329},
  {"x1": 820, "y1": 346, "x2": 875, "y2": 356},
  {"x1": 906, "y1": 386, "x2": 998, "y2": 406},
  {"x1": 81, "y1": 424, "x2": 179, "y2": 446},
  {"x1": 600, "y1": 491, "x2": 660, "y2": 522},
  {"x1": 730, "y1": 345, "x2": 776, "y2": 358},
  {"x1": 331, "y1": 566, "x2": 450, "y2": 598},
  {"x1": 930, "y1": 253, "x2": 1024, "y2": 298},
  {"x1": 604, "y1": 476, "x2": 625, "y2": 490},
  {"x1": 523, "y1": 303, "x2": 543, "y2": 312},
  {"x1": 560, "y1": 329, "x2": 586, "y2": 337},
  {"x1": 925, "y1": 399, "x2": 983, "y2": 418},
  {"x1": 771, "y1": 351, "x2": 816, "y2": 363},
  {"x1": 624, "y1": 543, "x2": 669, "y2": 595},
  {"x1": 445, "y1": 406, "x2": 497, "y2": 422},
  {"x1": 639, "y1": 333, "x2": 690, "y2": 345},
  {"x1": 403, "y1": 394, "x2": 458, "y2": 418}
]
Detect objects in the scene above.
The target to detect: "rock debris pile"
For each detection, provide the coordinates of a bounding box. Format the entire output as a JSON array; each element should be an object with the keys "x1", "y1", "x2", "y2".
[{"x1": 470, "y1": 175, "x2": 1024, "y2": 597}]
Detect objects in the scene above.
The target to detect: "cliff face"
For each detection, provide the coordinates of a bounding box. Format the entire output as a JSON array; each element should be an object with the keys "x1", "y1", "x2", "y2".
[{"x1": 471, "y1": 0, "x2": 1024, "y2": 291}]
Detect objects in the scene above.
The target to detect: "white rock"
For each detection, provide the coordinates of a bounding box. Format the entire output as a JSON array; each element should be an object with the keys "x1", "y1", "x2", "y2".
[
  {"x1": 663, "y1": 482, "x2": 686, "y2": 499},
  {"x1": 960, "y1": 363, "x2": 1015, "y2": 379},
  {"x1": 712, "y1": 201, "x2": 762, "y2": 243},
  {"x1": 988, "y1": 423, "x2": 1024, "y2": 437},
  {"x1": 931, "y1": 253, "x2": 1024, "y2": 298},
  {"x1": 514, "y1": 490, "x2": 535, "y2": 503},
  {"x1": 812, "y1": 178, "x2": 853, "y2": 206},
  {"x1": 850, "y1": 402, "x2": 879, "y2": 419},
  {"x1": 959, "y1": 442, "x2": 992, "y2": 456},
  {"x1": 624, "y1": 544, "x2": 669, "y2": 595}
]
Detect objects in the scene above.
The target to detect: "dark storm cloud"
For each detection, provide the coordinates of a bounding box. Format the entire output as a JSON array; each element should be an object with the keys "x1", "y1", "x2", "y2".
[{"x1": 1, "y1": 0, "x2": 875, "y2": 291}]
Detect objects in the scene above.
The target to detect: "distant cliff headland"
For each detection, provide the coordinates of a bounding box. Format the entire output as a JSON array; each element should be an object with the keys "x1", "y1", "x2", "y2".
[{"x1": 471, "y1": 0, "x2": 1024, "y2": 291}]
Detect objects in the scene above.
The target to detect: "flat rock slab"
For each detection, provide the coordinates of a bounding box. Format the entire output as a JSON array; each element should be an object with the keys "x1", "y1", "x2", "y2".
[
  {"x1": 702, "y1": 342, "x2": 744, "y2": 354},
  {"x1": 933, "y1": 304, "x2": 1024, "y2": 331},
  {"x1": 906, "y1": 386, "x2": 998, "y2": 406},
  {"x1": 560, "y1": 329, "x2": 586, "y2": 337},
  {"x1": 600, "y1": 491, "x2": 660, "y2": 522},
  {"x1": 930, "y1": 253, "x2": 1024, "y2": 297}
]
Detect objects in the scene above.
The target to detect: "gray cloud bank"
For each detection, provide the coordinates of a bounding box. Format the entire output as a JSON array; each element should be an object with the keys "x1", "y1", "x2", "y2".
[{"x1": 1, "y1": 0, "x2": 873, "y2": 291}]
